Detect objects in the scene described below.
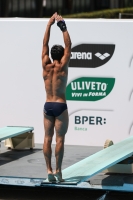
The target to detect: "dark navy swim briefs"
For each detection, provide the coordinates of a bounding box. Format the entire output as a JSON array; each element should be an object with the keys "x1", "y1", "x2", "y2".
[{"x1": 44, "y1": 102, "x2": 67, "y2": 117}]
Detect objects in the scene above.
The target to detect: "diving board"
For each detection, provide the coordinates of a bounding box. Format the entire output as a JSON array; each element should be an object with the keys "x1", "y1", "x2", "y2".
[
  {"x1": 61, "y1": 136, "x2": 133, "y2": 184},
  {"x1": 0, "y1": 126, "x2": 34, "y2": 149}
]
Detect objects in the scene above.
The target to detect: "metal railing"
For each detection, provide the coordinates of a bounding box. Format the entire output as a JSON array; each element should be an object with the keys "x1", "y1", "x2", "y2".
[{"x1": 119, "y1": 12, "x2": 133, "y2": 18}]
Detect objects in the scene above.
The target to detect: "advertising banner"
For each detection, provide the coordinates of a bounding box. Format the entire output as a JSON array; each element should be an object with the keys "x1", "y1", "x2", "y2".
[{"x1": 0, "y1": 19, "x2": 133, "y2": 146}]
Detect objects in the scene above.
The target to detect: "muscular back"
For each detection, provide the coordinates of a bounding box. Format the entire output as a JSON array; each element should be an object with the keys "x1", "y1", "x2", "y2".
[{"x1": 43, "y1": 61, "x2": 68, "y2": 103}]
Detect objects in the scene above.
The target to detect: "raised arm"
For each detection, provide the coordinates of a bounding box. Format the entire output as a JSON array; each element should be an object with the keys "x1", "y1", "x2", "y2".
[
  {"x1": 61, "y1": 30, "x2": 71, "y2": 64},
  {"x1": 55, "y1": 15, "x2": 72, "y2": 65},
  {"x1": 42, "y1": 14, "x2": 56, "y2": 67}
]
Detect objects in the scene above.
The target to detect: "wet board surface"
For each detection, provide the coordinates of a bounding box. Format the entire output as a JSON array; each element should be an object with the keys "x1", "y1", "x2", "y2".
[
  {"x1": 41, "y1": 178, "x2": 77, "y2": 185},
  {"x1": 0, "y1": 126, "x2": 34, "y2": 141},
  {"x1": 0, "y1": 176, "x2": 43, "y2": 187},
  {"x1": 59, "y1": 136, "x2": 133, "y2": 184}
]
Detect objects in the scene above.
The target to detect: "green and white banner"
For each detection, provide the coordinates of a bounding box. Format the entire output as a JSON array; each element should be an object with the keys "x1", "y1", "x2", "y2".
[{"x1": 66, "y1": 77, "x2": 115, "y2": 101}]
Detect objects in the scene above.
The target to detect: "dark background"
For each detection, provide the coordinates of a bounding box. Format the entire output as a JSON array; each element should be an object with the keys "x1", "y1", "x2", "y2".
[{"x1": 0, "y1": 0, "x2": 133, "y2": 18}]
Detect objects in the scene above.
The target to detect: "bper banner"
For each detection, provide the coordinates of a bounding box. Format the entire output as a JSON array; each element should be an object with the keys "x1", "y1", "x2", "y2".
[{"x1": 0, "y1": 19, "x2": 133, "y2": 146}]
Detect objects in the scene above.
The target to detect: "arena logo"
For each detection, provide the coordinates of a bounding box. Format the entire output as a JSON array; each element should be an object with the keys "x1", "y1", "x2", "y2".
[
  {"x1": 69, "y1": 44, "x2": 115, "y2": 68},
  {"x1": 66, "y1": 77, "x2": 115, "y2": 101}
]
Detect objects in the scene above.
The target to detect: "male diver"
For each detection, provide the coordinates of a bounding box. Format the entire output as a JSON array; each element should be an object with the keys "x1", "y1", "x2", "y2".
[{"x1": 42, "y1": 12, "x2": 71, "y2": 182}]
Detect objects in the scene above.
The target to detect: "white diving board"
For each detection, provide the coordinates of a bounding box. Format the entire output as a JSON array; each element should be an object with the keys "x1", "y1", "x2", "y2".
[
  {"x1": 0, "y1": 126, "x2": 34, "y2": 141},
  {"x1": 61, "y1": 136, "x2": 133, "y2": 184}
]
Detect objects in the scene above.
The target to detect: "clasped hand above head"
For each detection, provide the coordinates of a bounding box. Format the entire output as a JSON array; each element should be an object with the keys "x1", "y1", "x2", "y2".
[
  {"x1": 48, "y1": 12, "x2": 67, "y2": 32},
  {"x1": 48, "y1": 12, "x2": 64, "y2": 26}
]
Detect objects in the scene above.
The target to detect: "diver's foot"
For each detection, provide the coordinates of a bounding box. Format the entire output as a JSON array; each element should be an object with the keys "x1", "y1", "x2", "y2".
[
  {"x1": 48, "y1": 173, "x2": 56, "y2": 182},
  {"x1": 54, "y1": 172, "x2": 64, "y2": 182}
]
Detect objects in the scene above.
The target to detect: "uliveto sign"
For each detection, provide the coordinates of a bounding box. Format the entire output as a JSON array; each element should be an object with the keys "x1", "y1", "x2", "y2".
[
  {"x1": 66, "y1": 77, "x2": 115, "y2": 101},
  {"x1": 69, "y1": 44, "x2": 115, "y2": 68}
]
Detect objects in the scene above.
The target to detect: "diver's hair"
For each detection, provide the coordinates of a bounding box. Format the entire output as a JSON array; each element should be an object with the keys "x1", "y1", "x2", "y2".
[{"x1": 51, "y1": 45, "x2": 64, "y2": 61}]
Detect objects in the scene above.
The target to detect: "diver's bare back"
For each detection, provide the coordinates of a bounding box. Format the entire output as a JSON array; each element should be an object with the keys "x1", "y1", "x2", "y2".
[{"x1": 43, "y1": 61, "x2": 68, "y2": 103}]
